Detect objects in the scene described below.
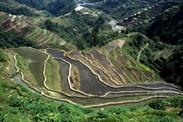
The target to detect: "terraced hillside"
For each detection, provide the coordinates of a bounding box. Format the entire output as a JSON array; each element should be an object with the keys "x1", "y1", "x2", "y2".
[
  {"x1": 0, "y1": 49, "x2": 183, "y2": 121},
  {"x1": 1, "y1": 0, "x2": 180, "y2": 50},
  {"x1": 25, "y1": 26, "x2": 66, "y2": 47},
  {"x1": 0, "y1": 13, "x2": 32, "y2": 32},
  {"x1": 0, "y1": 0, "x2": 182, "y2": 109},
  {"x1": 123, "y1": 0, "x2": 182, "y2": 30},
  {"x1": 9, "y1": 46, "x2": 182, "y2": 107},
  {"x1": 79, "y1": 0, "x2": 182, "y2": 30},
  {"x1": 0, "y1": 0, "x2": 183, "y2": 121},
  {"x1": 0, "y1": 13, "x2": 66, "y2": 47},
  {"x1": 0, "y1": 0, "x2": 76, "y2": 16}
]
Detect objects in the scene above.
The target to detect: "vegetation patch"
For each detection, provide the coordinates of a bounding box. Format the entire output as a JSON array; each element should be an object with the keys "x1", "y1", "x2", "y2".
[
  {"x1": 0, "y1": 78, "x2": 183, "y2": 122},
  {"x1": 0, "y1": 1, "x2": 36, "y2": 16},
  {"x1": 70, "y1": 64, "x2": 81, "y2": 90},
  {"x1": 45, "y1": 57, "x2": 62, "y2": 92},
  {"x1": 0, "y1": 49, "x2": 7, "y2": 78},
  {"x1": 0, "y1": 28, "x2": 35, "y2": 48},
  {"x1": 102, "y1": 47, "x2": 158, "y2": 84}
]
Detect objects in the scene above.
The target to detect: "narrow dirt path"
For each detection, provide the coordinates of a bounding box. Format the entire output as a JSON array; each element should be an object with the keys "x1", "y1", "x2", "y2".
[{"x1": 137, "y1": 43, "x2": 149, "y2": 62}]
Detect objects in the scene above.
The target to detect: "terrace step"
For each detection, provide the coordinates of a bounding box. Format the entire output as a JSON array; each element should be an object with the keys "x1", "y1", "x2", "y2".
[
  {"x1": 89, "y1": 49, "x2": 126, "y2": 85},
  {"x1": 47, "y1": 49, "x2": 181, "y2": 96},
  {"x1": 11, "y1": 47, "x2": 183, "y2": 107},
  {"x1": 69, "y1": 51, "x2": 120, "y2": 86}
]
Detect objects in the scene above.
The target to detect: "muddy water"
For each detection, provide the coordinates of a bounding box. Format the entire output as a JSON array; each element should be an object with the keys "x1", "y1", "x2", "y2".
[
  {"x1": 48, "y1": 49, "x2": 114, "y2": 95},
  {"x1": 56, "y1": 59, "x2": 85, "y2": 96},
  {"x1": 13, "y1": 48, "x2": 46, "y2": 87},
  {"x1": 139, "y1": 83, "x2": 182, "y2": 91},
  {"x1": 89, "y1": 49, "x2": 122, "y2": 82},
  {"x1": 57, "y1": 59, "x2": 70, "y2": 93},
  {"x1": 12, "y1": 72, "x2": 181, "y2": 106},
  {"x1": 47, "y1": 49, "x2": 180, "y2": 96}
]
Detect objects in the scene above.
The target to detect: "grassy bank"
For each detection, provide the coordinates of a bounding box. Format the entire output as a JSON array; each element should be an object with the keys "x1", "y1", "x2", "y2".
[{"x1": 0, "y1": 78, "x2": 183, "y2": 122}]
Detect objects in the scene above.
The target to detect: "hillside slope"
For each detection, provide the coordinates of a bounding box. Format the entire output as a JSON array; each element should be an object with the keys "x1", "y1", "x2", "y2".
[
  {"x1": 146, "y1": 3, "x2": 183, "y2": 88},
  {"x1": 123, "y1": 3, "x2": 183, "y2": 88},
  {"x1": 0, "y1": 0, "x2": 183, "y2": 121},
  {"x1": 0, "y1": 0, "x2": 76, "y2": 16},
  {"x1": 147, "y1": 3, "x2": 183, "y2": 45},
  {"x1": 0, "y1": 48, "x2": 183, "y2": 121}
]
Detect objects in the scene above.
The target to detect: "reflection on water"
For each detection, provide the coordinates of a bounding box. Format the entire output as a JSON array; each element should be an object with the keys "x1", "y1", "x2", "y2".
[{"x1": 47, "y1": 49, "x2": 180, "y2": 96}]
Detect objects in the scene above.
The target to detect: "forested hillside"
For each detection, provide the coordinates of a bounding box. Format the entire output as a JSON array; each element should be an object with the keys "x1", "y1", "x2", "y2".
[
  {"x1": 83, "y1": 0, "x2": 157, "y2": 19},
  {"x1": 124, "y1": 2, "x2": 183, "y2": 88},
  {"x1": 0, "y1": 28, "x2": 35, "y2": 48},
  {"x1": 0, "y1": 0, "x2": 76, "y2": 16},
  {"x1": 146, "y1": 3, "x2": 183, "y2": 88},
  {"x1": 0, "y1": 1, "x2": 37, "y2": 16},
  {"x1": 147, "y1": 3, "x2": 183, "y2": 45}
]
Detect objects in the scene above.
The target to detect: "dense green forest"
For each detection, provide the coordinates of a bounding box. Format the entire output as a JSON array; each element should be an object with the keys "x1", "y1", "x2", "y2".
[
  {"x1": 147, "y1": 3, "x2": 183, "y2": 45},
  {"x1": 146, "y1": 3, "x2": 183, "y2": 88},
  {"x1": 42, "y1": 13, "x2": 118, "y2": 49},
  {"x1": 159, "y1": 47, "x2": 183, "y2": 88},
  {"x1": 124, "y1": 33, "x2": 183, "y2": 88},
  {"x1": 0, "y1": 1, "x2": 36, "y2": 16},
  {"x1": 46, "y1": 0, "x2": 76, "y2": 16},
  {"x1": 0, "y1": 0, "x2": 76, "y2": 16},
  {"x1": 0, "y1": 29, "x2": 35, "y2": 48}
]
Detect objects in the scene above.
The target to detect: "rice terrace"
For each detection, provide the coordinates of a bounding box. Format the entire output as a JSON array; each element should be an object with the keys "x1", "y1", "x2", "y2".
[
  {"x1": 9, "y1": 46, "x2": 182, "y2": 107},
  {"x1": 0, "y1": 0, "x2": 183, "y2": 121}
]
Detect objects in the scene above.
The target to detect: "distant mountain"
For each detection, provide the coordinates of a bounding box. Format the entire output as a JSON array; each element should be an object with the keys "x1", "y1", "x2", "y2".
[
  {"x1": 0, "y1": 0, "x2": 37, "y2": 16},
  {"x1": 78, "y1": 0, "x2": 182, "y2": 31},
  {"x1": 82, "y1": 0, "x2": 158, "y2": 19},
  {"x1": 0, "y1": 0, "x2": 76, "y2": 16},
  {"x1": 46, "y1": 0, "x2": 76, "y2": 16},
  {"x1": 14, "y1": 0, "x2": 55, "y2": 10}
]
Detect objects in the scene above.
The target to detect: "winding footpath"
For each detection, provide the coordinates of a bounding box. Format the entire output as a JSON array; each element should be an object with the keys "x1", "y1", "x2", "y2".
[{"x1": 137, "y1": 43, "x2": 149, "y2": 62}]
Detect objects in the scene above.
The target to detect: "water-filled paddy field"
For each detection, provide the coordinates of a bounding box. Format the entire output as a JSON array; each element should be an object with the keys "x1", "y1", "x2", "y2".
[
  {"x1": 47, "y1": 49, "x2": 181, "y2": 95},
  {"x1": 10, "y1": 47, "x2": 182, "y2": 107},
  {"x1": 13, "y1": 47, "x2": 47, "y2": 87}
]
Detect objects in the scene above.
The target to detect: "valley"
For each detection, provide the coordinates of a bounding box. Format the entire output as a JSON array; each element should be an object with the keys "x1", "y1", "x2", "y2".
[{"x1": 0, "y1": 0, "x2": 183, "y2": 121}]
